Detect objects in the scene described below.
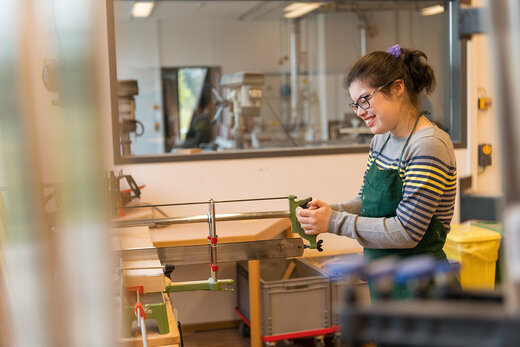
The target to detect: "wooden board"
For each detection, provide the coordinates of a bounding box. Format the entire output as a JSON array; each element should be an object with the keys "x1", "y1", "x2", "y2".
[
  {"x1": 119, "y1": 293, "x2": 180, "y2": 347},
  {"x1": 113, "y1": 226, "x2": 165, "y2": 293},
  {"x1": 150, "y1": 218, "x2": 291, "y2": 247}
]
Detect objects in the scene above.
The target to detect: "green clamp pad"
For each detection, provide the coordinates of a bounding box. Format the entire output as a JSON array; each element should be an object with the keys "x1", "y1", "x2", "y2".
[
  {"x1": 164, "y1": 278, "x2": 234, "y2": 293},
  {"x1": 288, "y1": 195, "x2": 323, "y2": 252}
]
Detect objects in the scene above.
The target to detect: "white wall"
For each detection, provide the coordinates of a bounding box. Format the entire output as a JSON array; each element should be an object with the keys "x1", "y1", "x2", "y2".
[{"x1": 467, "y1": 34, "x2": 502, "y2": 195}]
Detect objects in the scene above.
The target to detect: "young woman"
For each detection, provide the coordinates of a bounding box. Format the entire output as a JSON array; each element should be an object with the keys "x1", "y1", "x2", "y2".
[{"x1": 296, "y1": 45, "x2": 457, "y2": 273}]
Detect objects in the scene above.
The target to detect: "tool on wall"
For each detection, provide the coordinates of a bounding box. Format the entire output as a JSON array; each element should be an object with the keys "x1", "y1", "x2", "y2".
[{"x1": 107, "y1": 170, "x2": 144, "y2": 217}]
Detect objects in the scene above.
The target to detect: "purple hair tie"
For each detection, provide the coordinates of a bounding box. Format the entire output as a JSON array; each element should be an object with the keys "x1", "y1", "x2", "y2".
[{"x1": 386, "y1": 44, "x2": 401, "y2": 58}]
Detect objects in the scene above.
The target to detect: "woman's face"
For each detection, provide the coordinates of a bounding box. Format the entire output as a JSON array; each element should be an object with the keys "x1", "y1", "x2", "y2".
[{"x1": 348, "y1": 79, "x2": 403, "y2": 135}]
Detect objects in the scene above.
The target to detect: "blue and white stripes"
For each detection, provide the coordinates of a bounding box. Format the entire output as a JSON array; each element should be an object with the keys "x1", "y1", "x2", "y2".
[{"x1": 359, "y1": 146, "x2": 457, "y2": 243}]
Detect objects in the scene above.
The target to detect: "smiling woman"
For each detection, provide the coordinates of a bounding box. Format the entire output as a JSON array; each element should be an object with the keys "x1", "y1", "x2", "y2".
[
  {"x1": 296, "y1": 45, "x2": 457, "y2": 299},
  {"x1": 109, "y1": 0, "x2": 464, "y2": 163}
]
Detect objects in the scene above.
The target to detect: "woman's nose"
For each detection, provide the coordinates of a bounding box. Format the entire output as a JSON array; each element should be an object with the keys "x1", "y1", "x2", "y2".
[{"x1": 356, "y1": 106, "x2": 367, "y2": 117}]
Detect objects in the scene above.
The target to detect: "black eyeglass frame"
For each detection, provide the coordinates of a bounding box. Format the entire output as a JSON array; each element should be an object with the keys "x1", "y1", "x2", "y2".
[{"x1": 349, "y1": 80, "x2": 396, "y2": 113}]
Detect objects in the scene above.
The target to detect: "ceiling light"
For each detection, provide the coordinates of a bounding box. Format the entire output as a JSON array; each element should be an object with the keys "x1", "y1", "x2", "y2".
[
  {"x1": 132, "y1": 1, "x2": 155, "y2": 18},
  {"x1": 421, "y1": 5, "x2": 444, "y2": 16},
  {"x1": 284, "y1": 3, "x2": 305, "y2": 12},
  {"x1": 284, "y1": 3, "x2": 323, "y2": 19}
]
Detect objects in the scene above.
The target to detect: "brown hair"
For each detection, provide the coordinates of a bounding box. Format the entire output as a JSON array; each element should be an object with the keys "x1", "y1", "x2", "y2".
[{"x1": 345, "y1": 48, "x2": 436, "y2": 108}]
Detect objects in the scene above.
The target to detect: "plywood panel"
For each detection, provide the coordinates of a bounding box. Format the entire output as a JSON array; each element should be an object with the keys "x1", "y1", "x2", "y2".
[
  {"x1": 150, "y1": 218, "x2": 291, "y2": 247},
  {"x1": 113, "y1": 226, "x2": 165, "y2": 293}
]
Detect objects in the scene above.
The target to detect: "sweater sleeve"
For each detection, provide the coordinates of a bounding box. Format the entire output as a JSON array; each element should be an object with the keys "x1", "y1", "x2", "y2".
[{"x1": 328, "y1": 135, "x2": 456, "y2": 249}]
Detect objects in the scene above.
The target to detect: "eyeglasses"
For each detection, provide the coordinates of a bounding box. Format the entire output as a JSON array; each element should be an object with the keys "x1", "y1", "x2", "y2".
[{"x1": 349, "y1": 80, "x2": 394, "y2": 113}]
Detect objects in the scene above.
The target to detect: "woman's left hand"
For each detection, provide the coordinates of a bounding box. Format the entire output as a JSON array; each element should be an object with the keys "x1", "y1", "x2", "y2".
[{"x1": 295, "y1": 199, "x2": 332, "y2": 235}]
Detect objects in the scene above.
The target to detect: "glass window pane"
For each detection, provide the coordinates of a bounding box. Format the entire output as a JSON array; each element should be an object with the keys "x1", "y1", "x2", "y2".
[
  {"x1": 178, "y1": 67, "x2": 208, "y2": 142},
  {"x1": 113, "y1": 0, "x2": 462, "y2": 161}
]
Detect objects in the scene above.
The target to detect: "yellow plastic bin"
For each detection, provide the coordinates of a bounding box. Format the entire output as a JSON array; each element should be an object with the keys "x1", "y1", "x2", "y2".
[{"x1": 443, "y1": 224, "x2": 502, "y2": 290}]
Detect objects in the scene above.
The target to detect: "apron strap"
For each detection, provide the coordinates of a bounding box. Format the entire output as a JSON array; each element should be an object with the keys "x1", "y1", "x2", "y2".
[
  {"x1": 397, "y1": 115, "x2": 422, "y2": 168},
  {"x1": 373, "y1": 133, "x2": 392, "y2": 162}
]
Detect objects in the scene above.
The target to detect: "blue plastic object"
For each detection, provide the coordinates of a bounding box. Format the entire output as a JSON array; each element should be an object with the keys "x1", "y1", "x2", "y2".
[
  {"x1": 434, "y1": 259, "x2": 461, "y2": 275},
  {"x1": 323, "y1": 254, "x2": 365, "y2": 278},
  {"x1": 394, "y1": 255, "x2": 437, "y2": 285},
  {"x1": 365, "y1": 256, "x2": 399, "y2": 281}
]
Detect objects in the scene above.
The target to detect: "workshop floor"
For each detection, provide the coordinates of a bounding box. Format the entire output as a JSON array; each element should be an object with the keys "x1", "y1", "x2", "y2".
[
  {"x1": 182, "y1": 328, "x2": 249, "y2": 347},
  {"x1": 182, "y1": 328, "x2": 343, "y2": 346}
]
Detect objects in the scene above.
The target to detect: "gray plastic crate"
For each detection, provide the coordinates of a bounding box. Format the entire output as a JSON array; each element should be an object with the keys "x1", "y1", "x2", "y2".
[
  {"x1": 237, "y1": 259, "x2": 330, "y2": 337},
  {"x1": 300, "y1": 255, "x2": 370, "y2": 327}
]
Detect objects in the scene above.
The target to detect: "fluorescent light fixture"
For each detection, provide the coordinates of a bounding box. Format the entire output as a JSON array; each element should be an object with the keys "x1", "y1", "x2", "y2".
[
  {"x1": 284, "y1": 3, "x2": 305, "y2": 12},
  {"x1": 132, "y1": 1, "x2": 155, "y2": 18},
  {"x1": 284, "y1": 3, "x2": 323, "y2": 19},
  {"x1": 421, "y1": 5, "x2": 444, "y2": 16}
]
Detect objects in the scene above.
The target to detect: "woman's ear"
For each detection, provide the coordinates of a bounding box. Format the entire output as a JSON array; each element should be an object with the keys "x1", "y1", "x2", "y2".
[{"x1": 392, "y1": 79, "x2": 406, "y2": 97}]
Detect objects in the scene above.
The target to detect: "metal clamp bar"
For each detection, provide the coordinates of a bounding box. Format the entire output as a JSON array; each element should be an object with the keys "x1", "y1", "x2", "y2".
[
  {"x1": 208, "y1": 198, "x2": 218, "y2": 282},
  {"x1": 112, "y1": 210, "x2": 290, "y2": 228},
  {"x1": 122, "y1": 196, "x2": 289, "y2": 209}
]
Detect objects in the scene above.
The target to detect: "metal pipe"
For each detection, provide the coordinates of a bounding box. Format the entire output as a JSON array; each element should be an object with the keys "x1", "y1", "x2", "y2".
[
  {"x1": 290, "y1": 18, "x2": 300, "y2": 125},
  {"x1": 136, "y1": 289, "x2": 141, "y2": 328},
  {"x1": 112, "y1": 210, "x2": 291, "y2": 228},
  {"x1": 140, "y1": 317, "x2": 148, "y2": 347},
  {"x1": 208, "y1": 199, "x2": 218, "y2": 282},
  {"x1": 360, "y1": 26, "x2": 367, "y2": 56}
]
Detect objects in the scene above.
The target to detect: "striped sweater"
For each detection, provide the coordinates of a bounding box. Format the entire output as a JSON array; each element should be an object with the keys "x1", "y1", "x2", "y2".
[{"x1": 328, "y1": 125, "x2": 457, "y2": 249}]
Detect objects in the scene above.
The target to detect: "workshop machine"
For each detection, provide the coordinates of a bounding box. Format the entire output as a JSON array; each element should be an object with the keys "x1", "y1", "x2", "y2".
[
  {"x1": 212, "y1": 72, "x2": 264, "y2": 149},
  {"x1": 118, "y1": 79, "x2": 144, "y2": 156}
]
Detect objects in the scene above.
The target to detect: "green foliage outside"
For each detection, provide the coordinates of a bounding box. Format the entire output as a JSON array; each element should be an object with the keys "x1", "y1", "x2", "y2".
[{"x1": 178, "y1": 68, "x2": 207, "y2": 142}]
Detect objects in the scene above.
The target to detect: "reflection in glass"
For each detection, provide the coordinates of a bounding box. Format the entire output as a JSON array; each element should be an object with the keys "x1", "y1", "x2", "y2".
[{"x1": 113, "y1": 0, "x2": 455, "y2": 157}]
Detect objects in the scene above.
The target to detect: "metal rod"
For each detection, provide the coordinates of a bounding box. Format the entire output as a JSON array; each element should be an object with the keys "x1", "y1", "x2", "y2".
[
  {"x1": 140, "y1": 317, "x2": 148, "y2": 347},
  {"x1": 209, "y1": 199, "x2": 218, "y2": 282},
  {"x1": 121, "y1": 196, "x2": 289, "y2": 209},
  {"x1": 136, "y1": 289, "x2": 140, "y2": 328},
  {"x1": 112, "y1": 210, "x2": 290, "y2": 228},
  {"x1": 121, "y1": 266, "x2": 164, "y2": 271}
]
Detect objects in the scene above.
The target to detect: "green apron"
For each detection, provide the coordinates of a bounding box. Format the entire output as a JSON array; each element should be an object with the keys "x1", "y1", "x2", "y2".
[{"x1": 361, "y1": 116, "x2": 447, "y2": 299}]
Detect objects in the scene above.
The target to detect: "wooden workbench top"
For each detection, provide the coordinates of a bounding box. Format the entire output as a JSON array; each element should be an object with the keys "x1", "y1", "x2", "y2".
[{"x1": 149, "y1": 218, "x2": 291, "y2": 248}]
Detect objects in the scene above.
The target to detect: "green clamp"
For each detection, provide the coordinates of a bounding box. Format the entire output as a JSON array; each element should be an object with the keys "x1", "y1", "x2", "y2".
[
  {"x1": 288, "y1": 195, "x2": 323, "y2": 252},
  {"x1": 164, "y1": 278, "x2": 234, "y2": 293}
]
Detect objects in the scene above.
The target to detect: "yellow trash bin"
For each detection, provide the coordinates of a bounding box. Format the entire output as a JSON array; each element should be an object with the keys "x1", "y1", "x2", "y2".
[{"x1": 443, "y1": 224, "x2": 502, "y2": 290}]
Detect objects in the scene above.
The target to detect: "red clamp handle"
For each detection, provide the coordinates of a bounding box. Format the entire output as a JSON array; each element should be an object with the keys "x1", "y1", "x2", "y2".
[
  {"x1": 125, "y1": 286, "x2": 144, "y2": 295},
  {"x1": 210, "y1": 264, "x2": 219, "y2": 272},
  {"x1": 134, "y1": 302, "x2": 146, "y2": 320},
  {"x1": 208, "y1": 236, "x2": 218, "y2": 245}
]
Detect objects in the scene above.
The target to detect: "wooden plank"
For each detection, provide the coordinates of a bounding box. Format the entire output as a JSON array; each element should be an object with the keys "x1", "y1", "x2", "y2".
[
  {"x1": 248, "y1": 260, "x2": 262, "y2": 347},
  {"x1": 150, "y1": 218, "x2": 291, "y2": 248},
  {"x1": 281, "y1": 261, "x2": 296, "y2": 280},
  {"x1": 113, "y1": 226, "x2": 165, "y2": 294},
  {"x1": 119, "y1": 293, "x2": 180, "y2": 347}
]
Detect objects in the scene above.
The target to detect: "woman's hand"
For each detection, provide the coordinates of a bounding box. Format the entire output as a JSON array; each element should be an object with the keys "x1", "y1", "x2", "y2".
[{"x1": 295, "y1": 199, "x2": 332, "y2": 235}]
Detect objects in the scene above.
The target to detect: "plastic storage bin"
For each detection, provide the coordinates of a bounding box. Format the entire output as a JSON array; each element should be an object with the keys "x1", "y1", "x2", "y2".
[
  {"x1": 443, "y1": 224, "x2": 502, "y2": 290},
  {"x1": 301, "y1": 255, "x2": 370, "y2": 328},
  {"x1": 237, "y1": 259, "x2": 330, "y2": 337}
]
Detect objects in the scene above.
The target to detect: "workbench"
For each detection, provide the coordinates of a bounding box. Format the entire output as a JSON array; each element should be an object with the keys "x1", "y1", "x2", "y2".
[{"x1": 114, "y1": 207, "x2": 363, "y2": 347}]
